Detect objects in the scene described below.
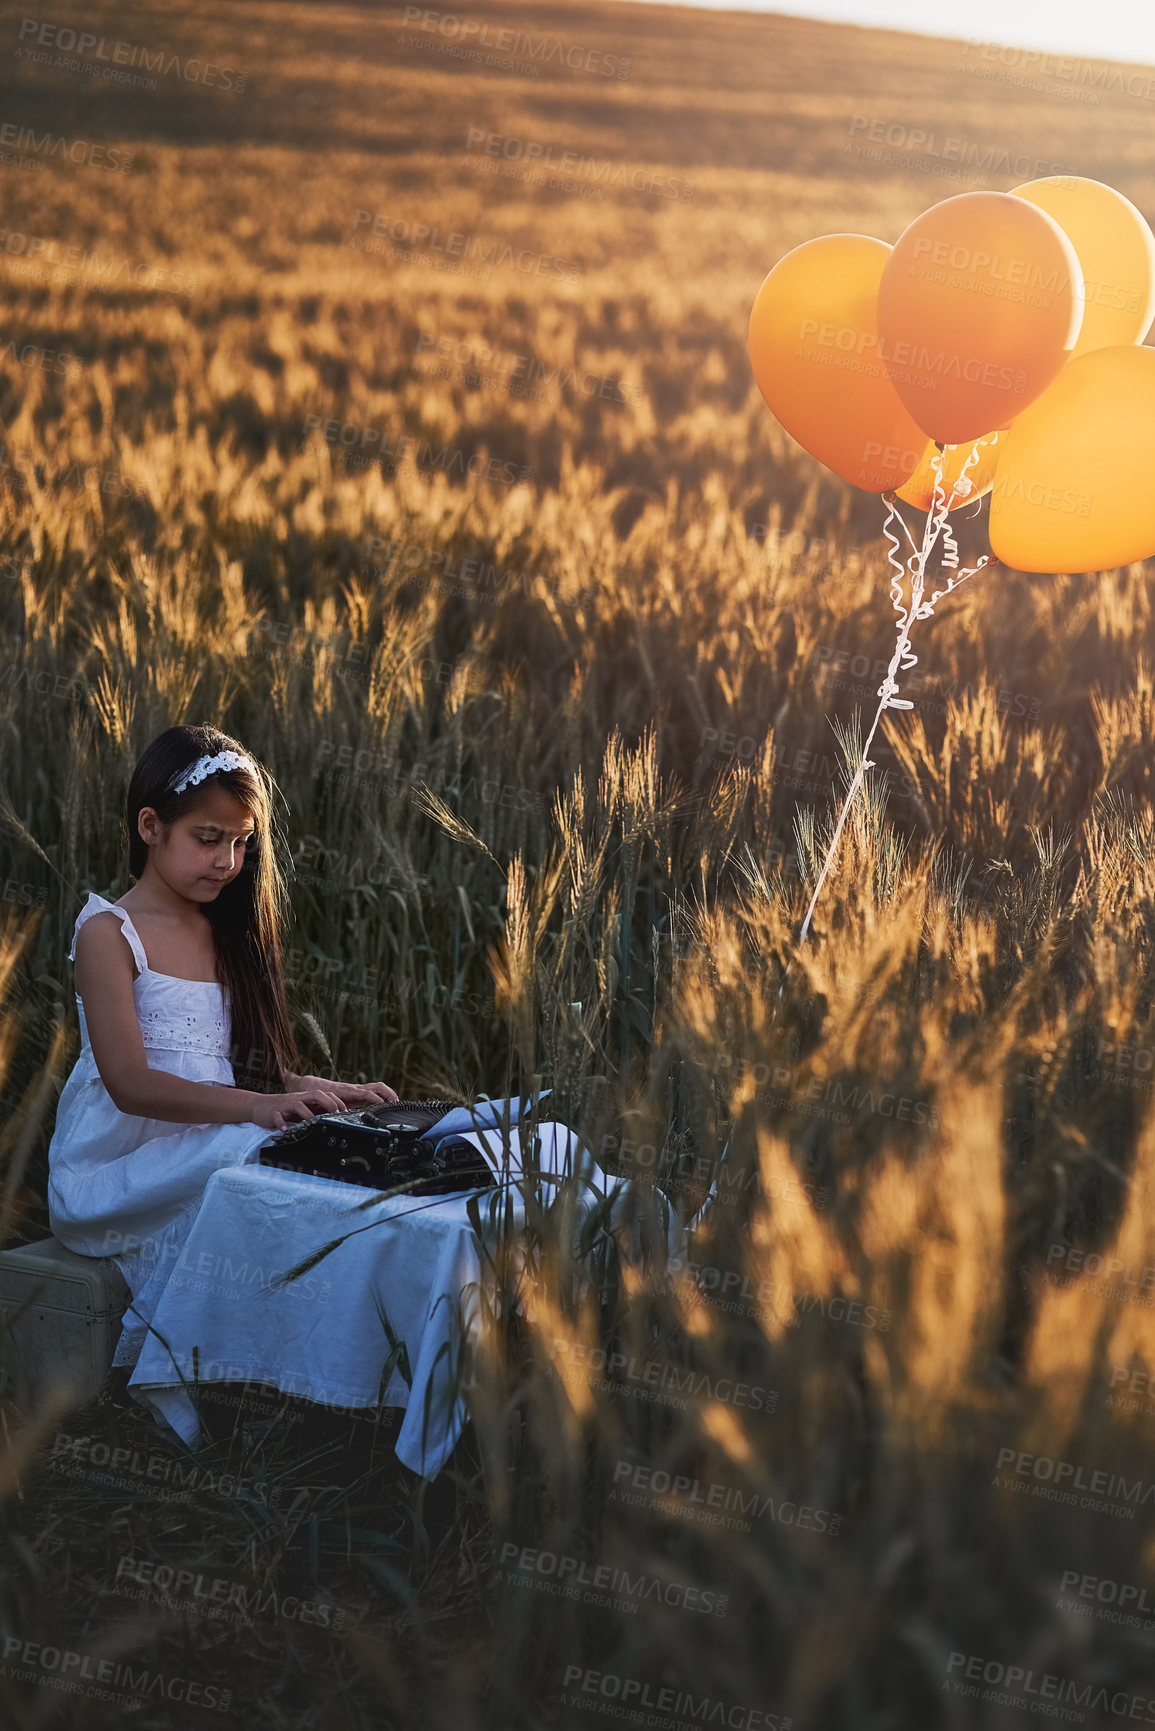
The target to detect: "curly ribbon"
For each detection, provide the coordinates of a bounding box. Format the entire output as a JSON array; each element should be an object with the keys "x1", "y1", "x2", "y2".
[
  {"x1": 923, "y1": 432, "x2": 997, "y2": 610},
  {"x1": 881, "y1": 491, "x2": 909, "y2": 619},
  {"x1": 929, "y1": 445, "x2": 961, "y2": 574},
  {"x1": 797, "y1": 438, "x2": 995, "y2": 944}
]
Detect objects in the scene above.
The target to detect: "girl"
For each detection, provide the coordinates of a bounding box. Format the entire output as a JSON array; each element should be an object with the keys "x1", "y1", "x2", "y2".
[{"x1": 47, "y1": 722, "x2": 399, "y2": 1372}]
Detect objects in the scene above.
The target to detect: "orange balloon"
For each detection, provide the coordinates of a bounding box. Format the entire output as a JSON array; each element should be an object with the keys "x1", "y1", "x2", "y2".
[
  {"x1": 877, "y1": 191, "x2": 1084, "y2": 445},
  {"x1": 747, "y1": 234, "x2": 926, "y2": 493},
  {"x1": 896, "y1": 431, "x2": 1002, "y2": 513},
  {"x1": 1012, "y1": 176, "x2": 1155, "y2": 358}
]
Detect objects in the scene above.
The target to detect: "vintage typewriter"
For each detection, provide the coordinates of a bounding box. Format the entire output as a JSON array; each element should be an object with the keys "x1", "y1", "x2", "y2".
[{"x1": 258, "y1": 1098, "x2": 499, "y2": 1195}]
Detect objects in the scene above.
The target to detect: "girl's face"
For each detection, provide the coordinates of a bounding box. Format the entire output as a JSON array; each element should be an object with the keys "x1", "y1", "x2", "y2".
[{"x1": 137, "y1": 784, "x2": 257, "y2": 902}]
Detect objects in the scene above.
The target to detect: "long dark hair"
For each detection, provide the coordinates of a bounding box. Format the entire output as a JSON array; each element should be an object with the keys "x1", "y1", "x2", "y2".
[{"x1": 124, "y1": 725, "x2": 301, "y2": 1093}]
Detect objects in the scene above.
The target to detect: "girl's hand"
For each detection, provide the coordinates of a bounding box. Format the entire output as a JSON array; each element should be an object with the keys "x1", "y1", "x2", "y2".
[
  {"x1": 251, "y1": 1086, "x2": 350, "y2": 1132},
  {"x1": 294, "y1": 1075, "x2": 400, "y2": 1108}
]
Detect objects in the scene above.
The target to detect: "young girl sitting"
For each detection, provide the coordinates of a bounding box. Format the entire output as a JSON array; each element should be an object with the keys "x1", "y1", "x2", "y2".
[{"x1": 47, "y1": 722, "x2": 399, "y2": 1372}]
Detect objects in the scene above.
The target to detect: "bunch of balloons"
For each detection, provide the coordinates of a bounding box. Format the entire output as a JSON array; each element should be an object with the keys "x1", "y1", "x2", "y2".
[
  {"x1": 747, "y1": 177, "x2": 1155, "y2": 939},
  {"x1": 749, "y1": 178, "x2": 1155, "y2": 569}
]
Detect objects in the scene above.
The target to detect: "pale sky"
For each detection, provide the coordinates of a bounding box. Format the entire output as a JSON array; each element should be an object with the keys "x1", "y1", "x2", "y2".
[{"x1": 625, "y1": 0, "x2": 1155, "y2": 66}]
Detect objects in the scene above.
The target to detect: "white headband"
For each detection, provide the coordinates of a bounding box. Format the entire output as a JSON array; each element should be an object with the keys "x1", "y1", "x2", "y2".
[{"x1": 168, "y1": 750, "x2": 257, "y2": 796}]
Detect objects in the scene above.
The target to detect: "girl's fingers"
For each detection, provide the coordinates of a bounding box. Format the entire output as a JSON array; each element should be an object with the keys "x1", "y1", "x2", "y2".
[{"x1": 316, "y1": 1081, "x2": 399, "y2": 1108}]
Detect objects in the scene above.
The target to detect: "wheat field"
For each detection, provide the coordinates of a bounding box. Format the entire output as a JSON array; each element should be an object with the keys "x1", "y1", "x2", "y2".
[{"x1": 1, "y1": 0, "x2": 1155, "y2": 1725}]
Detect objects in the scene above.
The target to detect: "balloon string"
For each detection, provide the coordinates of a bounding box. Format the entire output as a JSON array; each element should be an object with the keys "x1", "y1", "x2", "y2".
[
  {"x1": 925, "y1": 553, "x2": 992, "y2": 612},
  {"x1": 923, "y1": 432, "x2": 997, "y2": 604},
  {"x1": 881, "y1": 493, "x2": 909, "y2": 618},
  {"x1": 930, "y1": 449, "x2": 960, "y2": 572},
  {"x1": 797, "y1": 439, "x2": 995, "y2": 945},
  {"x1": 797, "y1": 459, "x2": 939, "y2": 944}
]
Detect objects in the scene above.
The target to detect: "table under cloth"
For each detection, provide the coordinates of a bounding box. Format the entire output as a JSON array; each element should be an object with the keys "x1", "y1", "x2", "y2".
[{"x1": 126, "y1": 1119, "x2": 608, "y2": 1479}]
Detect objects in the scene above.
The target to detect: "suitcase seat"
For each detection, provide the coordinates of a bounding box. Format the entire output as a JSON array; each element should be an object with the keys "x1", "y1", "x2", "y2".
[{"x1": 0, "y1": 1236, "x2": 129, "y2": 1406}]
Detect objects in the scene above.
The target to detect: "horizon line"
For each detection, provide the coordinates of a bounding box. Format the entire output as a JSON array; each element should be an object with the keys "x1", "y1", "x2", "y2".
[{"x1": 615, "y1": 0, "x2": 1155, "y2": 73}]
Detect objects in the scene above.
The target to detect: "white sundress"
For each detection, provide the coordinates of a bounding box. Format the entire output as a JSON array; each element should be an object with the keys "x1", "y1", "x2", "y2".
[{"x1": 47, "y1": 892, "x2": 272, "y2": 1369}]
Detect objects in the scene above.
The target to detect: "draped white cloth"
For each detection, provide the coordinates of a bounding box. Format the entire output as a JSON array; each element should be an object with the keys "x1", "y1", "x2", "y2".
[{"x1": 125, "y1": 1122, "x2": 605, "y2": 1478}]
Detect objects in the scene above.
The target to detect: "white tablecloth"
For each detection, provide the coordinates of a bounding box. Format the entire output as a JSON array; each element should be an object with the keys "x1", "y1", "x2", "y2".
[{"x1": 126, "y1": 1119, "x2": 607, "y2": 1478}]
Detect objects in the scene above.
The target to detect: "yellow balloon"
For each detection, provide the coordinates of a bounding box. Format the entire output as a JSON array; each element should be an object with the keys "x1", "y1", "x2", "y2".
[
  {"x1": 989, "y1": 346, "x2": 1155, "y2": 573},
  {"x1": 747, "y1": 234, "x2": 926, "y2": 493},
  {"x1": 896, "y1": 431, "x2": 1002, "y2": 513},
  {"x1": 1012, "y1": 177, "x2": 1155, "y2": 358}
]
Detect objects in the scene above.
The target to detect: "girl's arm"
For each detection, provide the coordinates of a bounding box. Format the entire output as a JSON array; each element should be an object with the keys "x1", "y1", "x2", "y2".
[{"x1": 74, "y1": 914, "x2": 346, "y2": 1128}]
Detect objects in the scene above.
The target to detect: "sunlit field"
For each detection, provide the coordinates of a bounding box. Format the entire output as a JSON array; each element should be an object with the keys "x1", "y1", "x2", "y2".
[{"x1": 2, "y1": 0, "x2": 1155, "y2": 1725}]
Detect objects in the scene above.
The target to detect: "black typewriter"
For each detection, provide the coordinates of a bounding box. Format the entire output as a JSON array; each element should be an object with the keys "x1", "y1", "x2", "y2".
[{"x1": 258, "y1": 1098, "x2": 498, "y2": 1195}]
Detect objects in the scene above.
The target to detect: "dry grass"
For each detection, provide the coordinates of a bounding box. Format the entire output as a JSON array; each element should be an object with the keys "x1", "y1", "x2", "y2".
[{"x1": 1, "y1": 0, "x2": 1155, "y2": 1724}]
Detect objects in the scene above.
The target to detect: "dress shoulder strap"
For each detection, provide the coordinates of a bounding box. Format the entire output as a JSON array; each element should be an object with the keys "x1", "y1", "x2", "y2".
[{"x1": 68, "y1": 892, "x2": 150, "y2": 978}]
